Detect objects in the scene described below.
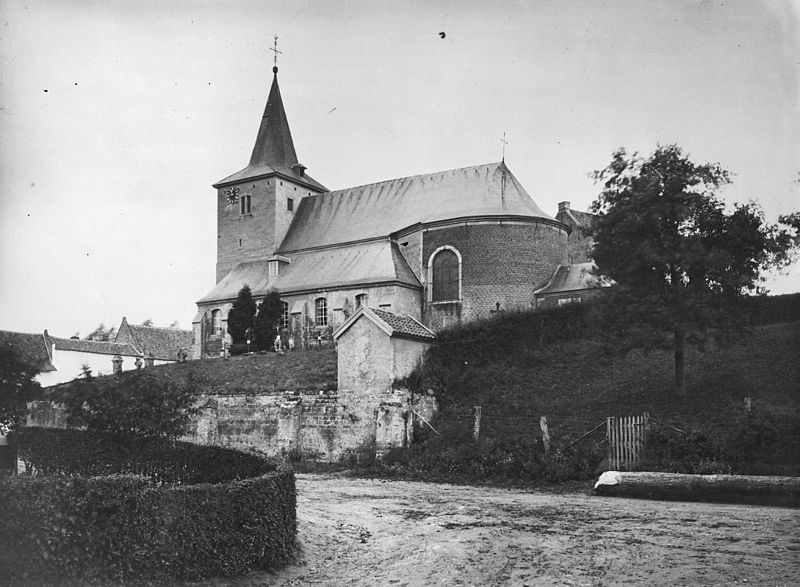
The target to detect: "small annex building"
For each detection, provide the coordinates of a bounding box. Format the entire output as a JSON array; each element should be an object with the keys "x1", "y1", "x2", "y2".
[{"x1": 193, "y1": 64, "x2": 601, "y2": 358}]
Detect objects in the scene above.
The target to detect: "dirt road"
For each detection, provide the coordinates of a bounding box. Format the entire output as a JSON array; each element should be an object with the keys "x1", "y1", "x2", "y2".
[{"x1": 212, "y1": 473, "x2": 800, "y2": 586}]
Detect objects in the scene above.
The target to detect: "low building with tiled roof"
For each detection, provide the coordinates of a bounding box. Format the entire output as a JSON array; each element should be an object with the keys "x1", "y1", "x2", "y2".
[
  {"x1": 193, "y1": 63, "x2": 608, "y2": 358},
  {"x1": 114, "y1": 317, "x2": 194, "y2": 362},
  {"x1": 334, "y1": 307, "x2": 435, "y2": 394},
  {"x1": 534, "y1": 262, "x2": 615, "y2": 307},
  {"x1": 0, "y1": 330, "x2": 56, "y2": 375}
]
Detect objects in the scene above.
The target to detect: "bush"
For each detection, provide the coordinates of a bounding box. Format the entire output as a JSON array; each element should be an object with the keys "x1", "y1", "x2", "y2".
[
  {"x1": 51, "y1": 368, "x2": 198, "y2": 443},
  {"x1": 1, "y1": 428, "x2": 297, "y2": 582},
  {"x1": 15, "y1": 427, "x2": 275, "y2": 483}
]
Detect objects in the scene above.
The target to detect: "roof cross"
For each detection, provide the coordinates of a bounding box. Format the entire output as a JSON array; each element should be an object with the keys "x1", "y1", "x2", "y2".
[
  {"x1": 500, "y1": 132, "x2": 509, "y2": 162},
  {"x1": 269, "y1": 34, "x2": 282, "y2": 69}
]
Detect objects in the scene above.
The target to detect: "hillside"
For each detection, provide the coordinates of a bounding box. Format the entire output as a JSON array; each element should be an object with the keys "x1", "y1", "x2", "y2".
[
  {"x1": 396, "y1": 311, "x2": 800, "y2": 481},
  {"x1": 102, "y1": 347, "x2": 338, "y2": 395}
]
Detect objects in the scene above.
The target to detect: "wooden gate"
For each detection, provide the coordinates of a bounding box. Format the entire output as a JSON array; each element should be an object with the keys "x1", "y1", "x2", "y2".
[{"x1": 606, "y1": 413, "x2": 649, "y2": 470}]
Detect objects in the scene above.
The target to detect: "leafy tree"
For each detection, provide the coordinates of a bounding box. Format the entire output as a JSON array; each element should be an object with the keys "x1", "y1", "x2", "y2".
[
  {"x1": 52, "y1": 368, "x2": 198, "y2": 443},
  {"x1": 84, "y1": 322, "x2": 115, "y2": 341},
  {"x1": 0, "y1": 347, "x2": 42, "y2": 434},
  {"x1": 253, "y1": 289, "x2": 284, "y2": 351},
  {"x1": 590, "y1": 145, "x2": 799, "y2": 396},
  {"x1": 141, "y1": 318, "x2": 154, "y2": 327},
  {"x1": 226, "y1": 285, "x2": 257, "y2": 345}
]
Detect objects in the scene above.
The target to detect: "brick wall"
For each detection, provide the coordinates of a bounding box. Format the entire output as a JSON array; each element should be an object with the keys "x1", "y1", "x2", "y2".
[
  {"x1": 216, "y1": 178, "x2": 275, "y2": 283},
  {"x1": 422, "y1": 221, "x2": 567, "y2": 330},
  {"x1": 215, "y1": 176, "x2": 320, "y2": 283}
]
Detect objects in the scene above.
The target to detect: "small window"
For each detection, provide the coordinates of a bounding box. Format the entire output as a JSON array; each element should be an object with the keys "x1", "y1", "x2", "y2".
[
  {"x1": 287, "y1": 198, "x2": 294, "y2": 211},
  {"x1": 315, "y1": 298, "x2": 328, "y2": 327},
  {"x1": 240, "y1": 194, "x2": 251, "y2": 215},
  {"x1": 280, "y1": 301, "x2": 289, "y2": 330},
  {"x1": 355, "y1": 294, "x2": 368, "y2": 309},
  {"x1": 238, "y1": 239, "x2": 242, "y2": 248},
  {"x1": 211, "y1": 309, "x2": 222, "y2": 335},
  {"x1": 268, "y1": 261, "x2": 278, "y2": 277}
]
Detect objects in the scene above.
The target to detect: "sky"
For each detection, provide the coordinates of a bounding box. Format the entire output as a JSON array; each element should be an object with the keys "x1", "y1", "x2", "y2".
[{"x1": 1, "y1": 0, "x2": 798, "y2": 337}]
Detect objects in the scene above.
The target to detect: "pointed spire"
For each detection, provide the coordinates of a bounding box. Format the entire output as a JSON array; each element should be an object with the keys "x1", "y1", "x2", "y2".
[{"x1": 248, "y1": 67, "x2": 299, "y2": 169}]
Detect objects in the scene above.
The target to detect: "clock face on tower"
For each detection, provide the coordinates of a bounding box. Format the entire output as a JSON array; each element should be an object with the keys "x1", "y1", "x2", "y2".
[{"x1": 224, "y1": 187, "x2": 240, "y2": 205}]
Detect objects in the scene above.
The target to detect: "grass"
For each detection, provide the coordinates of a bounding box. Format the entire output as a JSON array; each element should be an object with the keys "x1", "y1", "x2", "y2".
[
  {"x1": 388, "y1": 306, "x2": 800, "y2": 481},
  {"x1": 417, "y1": 319, "x2": 800, "y2": 446},
  {"x1": 105, "y1": 347, "x2": 338, "y2": 395}
]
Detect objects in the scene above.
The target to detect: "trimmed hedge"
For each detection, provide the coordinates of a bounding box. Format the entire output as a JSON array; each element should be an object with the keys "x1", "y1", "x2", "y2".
[
  {"x1": 1, "y1": 428, "x2": 297, "y2": 582},
  {"x1": 15, "y1": 427, "x2": 275, "y2": 483}
]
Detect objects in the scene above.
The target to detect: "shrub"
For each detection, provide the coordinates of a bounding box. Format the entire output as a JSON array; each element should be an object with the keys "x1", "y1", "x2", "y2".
[
  {"x1": 50, "y1": 368, "x2": 198, "y2": 443},
  {"x1": 1, "y1": 428, "x2": 296, "y2": 582}
]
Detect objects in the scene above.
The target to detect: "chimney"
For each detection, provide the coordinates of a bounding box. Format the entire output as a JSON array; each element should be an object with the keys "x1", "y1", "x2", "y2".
[
  {"x1": 144, "y1": 352, "x2": 155, "y2": 368},
  {"x1": 558, "y1": 201, "x2": 571, "y2": 213},
  {"x1": 112, "y1": 354, "x2": 123, "y2": 374}
]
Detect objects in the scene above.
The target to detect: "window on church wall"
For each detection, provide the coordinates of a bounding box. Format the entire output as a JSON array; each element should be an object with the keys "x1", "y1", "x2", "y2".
[
  {"x1": 431, "y1": 248, "x2": 460, "y2": 302},
  {"x1": 211, "y1": 309, "x2": 222, "y2": 336},
  {"x1": 287, "y1": 197, "x2": 294, "y2": 211},
  {"x1": 355, "y1": 293, "x2": 368, "y2": 309},
  {"x1": 315, "y1": 298, "x2": 328, "y2": 327},
  {"x1": 240, "y1": 194, "x2": 251, "y2": 215},
  {"x1": 281, "y1": 301, "x2": 289, "y2": 330},
  {"x1": 268, "y1": 261, "x2": 278, "y2": 277}
]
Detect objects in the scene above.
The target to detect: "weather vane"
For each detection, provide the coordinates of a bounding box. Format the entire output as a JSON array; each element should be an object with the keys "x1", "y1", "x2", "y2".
[
  {"x1": 269, "y1": 34, "x2": 282, "y2": 69},
  {"x1": 500, "y1": 132, "x2": 508, "y2": 162}
]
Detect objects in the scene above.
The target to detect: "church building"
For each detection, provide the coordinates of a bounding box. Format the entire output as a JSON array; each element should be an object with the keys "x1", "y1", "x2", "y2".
[{"x1": 193, "y1": 64, "x2": 598, "y2": 357}]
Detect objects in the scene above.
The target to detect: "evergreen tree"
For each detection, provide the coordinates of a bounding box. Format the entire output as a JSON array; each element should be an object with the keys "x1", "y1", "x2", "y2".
[
  {"x1": 590, "y1": 145, "x2": 799, "y2": 395},
  {"x1": 253, "y1": 290, "x2": 284, "y2": 351},
  {"x1": 227, "y1": 285, "x2": 257, "y2": 345}
]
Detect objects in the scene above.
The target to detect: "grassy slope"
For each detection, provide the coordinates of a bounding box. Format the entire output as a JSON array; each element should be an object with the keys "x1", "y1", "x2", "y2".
[
  {"x1": 412, "y1": 317, "x2": 800, "y2": 472},
  {"x1": 116, "y1": 347, "x2": 338, "y2": 394}
]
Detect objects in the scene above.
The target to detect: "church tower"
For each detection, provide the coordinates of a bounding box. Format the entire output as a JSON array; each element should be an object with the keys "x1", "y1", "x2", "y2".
[{"x1": 212, "y1": 64, "x2": 327, "y2": 283}]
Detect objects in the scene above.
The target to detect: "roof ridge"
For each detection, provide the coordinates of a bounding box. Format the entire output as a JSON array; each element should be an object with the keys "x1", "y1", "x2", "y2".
[{"x1": 322, "y1": 161, "x2": 504, "y2": 196}]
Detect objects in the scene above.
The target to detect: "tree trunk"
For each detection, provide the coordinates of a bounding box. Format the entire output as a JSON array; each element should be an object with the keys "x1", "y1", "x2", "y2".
[
  {"x1": 594, "y1": 471, "x2": 800, "y2": 507},
  {"x1": 674, "y1": 327, "x2": 686, "y2": 396}
]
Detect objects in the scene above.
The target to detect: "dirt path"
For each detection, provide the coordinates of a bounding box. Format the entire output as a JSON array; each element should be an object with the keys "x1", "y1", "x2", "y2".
[{"x1": 209, "y1": 473, "x2": 800, "y2": 586}]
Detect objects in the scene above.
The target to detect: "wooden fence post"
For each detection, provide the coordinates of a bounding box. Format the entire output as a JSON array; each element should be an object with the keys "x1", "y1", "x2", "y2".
[
  {"x1": 540, "y1": 416, "x2": 551, "y2": 454},
  {"x1": 473, "y1": 406, "x2": 482, "y2": 442}
]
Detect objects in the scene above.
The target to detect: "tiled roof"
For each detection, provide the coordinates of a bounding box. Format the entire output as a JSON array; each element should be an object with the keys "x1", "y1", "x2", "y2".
[
  {"x1": 557, "y1": 207, "x2": 597, "y2": 231},
  {"x1": 214, "y1": 71, "x2": 327, "y2": 192},
  {"x1": 278, "y1": 162, "x2": 558, "y2": 253},
  {"x1": 370, "y1": 308, "x2": 436, "y2": 340},
  {"x1": 115, "y1": 319, "x2": 193, "y2": 361},
  {"x1": 198, "y1": 240, "x2": 421, "y2": 304},
  {"x1": 52, "y1": 338, "x2": 139, "y2": 356},
  {"x1": 0, "y1": 330, "x2": 56, "y2": 372},
  {"x1": 535, "y1": 262, "x2": 614, "y2": 295}
]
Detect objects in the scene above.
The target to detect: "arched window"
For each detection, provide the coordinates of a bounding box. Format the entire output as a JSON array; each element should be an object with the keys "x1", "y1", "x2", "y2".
[
  {"x1": 430, "y1": 247, "x2": 461, "y2": 302},
  {"x1": 315, "y1": 298, "x2": 328, "y2": 327},
  {"x1": 211, "y1": 309, "x2": 222, "y2": 335},
  {"x1": 280, "y1": 301, "x2": 289, "y2": 330},
  {"x1": 355, "y1": 293, "x2": 368, "y2": 309}
]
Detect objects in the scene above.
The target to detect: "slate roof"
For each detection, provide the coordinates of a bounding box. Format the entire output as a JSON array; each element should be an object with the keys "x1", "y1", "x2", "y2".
[
  {"x1": 52, "y1": 338, "x2": 139, "y2": 357},
  {"x1": 214, "y1": 70, "x2": 327, "y2": 192},
  {"x1": 333, "y1": 307, "x2": 435, "y2": 342},
  {"x1": 534, "y1": 262, "x2": 614, "y2": 295},
  {"x1": 0, "y1": 330, "x2": 56, "y2": 372},
  {"x1": 198, "y1": 240, "x2": 421, "y2": 304},
  {"x1": 115, "y1": 319, "x2": 194, "y2": 361},
  {"x1": 278, "y1": 162, "x2": 558, "y2": 252}
]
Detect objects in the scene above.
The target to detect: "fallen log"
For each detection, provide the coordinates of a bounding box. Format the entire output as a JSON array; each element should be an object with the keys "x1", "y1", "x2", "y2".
[{"x1": 594, "y1": 471, "x2": 800, "y2": 507}]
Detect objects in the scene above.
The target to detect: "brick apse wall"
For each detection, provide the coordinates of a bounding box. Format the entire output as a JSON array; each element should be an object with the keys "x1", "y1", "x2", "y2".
[{"x1": 421, "y1": 221, "x2": 567, "y2": 330}]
